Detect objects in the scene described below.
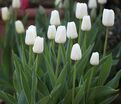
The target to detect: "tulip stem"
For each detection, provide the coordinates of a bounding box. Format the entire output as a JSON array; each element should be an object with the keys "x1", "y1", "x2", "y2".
[
  {"x1": 103, "y1": 28, "x2": 109, "y2": 57},
  {"x1": 31, "y1": 54, "x2": 38, "y2": 104},
  {"x1": 72, "y1": 64, "x2": 77, "y2": 104},
  {"x1": 83, "y1": 31, "x2": 87, "y2": 52},
  {"x1": 78, "y1": 19, "x2": 82, "y2": 43},
  {"x1": 29, "y1": 46, "x2": 33, "y2": 65},
  {"x1": 56, "y1": 44, "x2": 61, "y2": 77}
]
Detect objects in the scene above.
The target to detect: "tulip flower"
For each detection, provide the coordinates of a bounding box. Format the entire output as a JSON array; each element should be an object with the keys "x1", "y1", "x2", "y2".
[
  {"x1": 90, "y1": 52, "x2": 99, "y2": 65},
  {"x1": 50, "y1": 10, "x2": 61, "y2": 26},
  {"x1": 33, "y1": 36, "x2": 44, "y2": 54},
  {"x1": 15, "y1": 20, "x2": 25, "y2": 34},
  {"x1": 55, "y1": 26, "x2": 66, "y2": 44},
  {"x1": 98, "y1": 0, "x2": 107, "y2": 4},
  {"x1": 67, "y1": 22, "x2": 78, "y2": 39},
  {"x1": 75, "y1": 2, "x2": 88, "y2": 19},
  {"x1": 88, "y1": 0, "x2": 97, "y2": 9},
  {"x1": 102, "y1": 9, "x2": 115, "y2": 27},
  {"x1": 81, "y1": 16, "x2": 91, "y2": 31},
  {"x1": 12, "y1": 0, "x2": 21, "y2": 8},
  {"x1": 25, "y1": 25, "x2": 37, "y2": 45},
  {"x1": 47, "y1": 25, "x2": 56, "y2": 39},
  {"x1": 71, "y1": 43, "x2": 82, "y2": 61},
  {"x1": 1, "y1": 7, "x2": 10, "y2": 21}
]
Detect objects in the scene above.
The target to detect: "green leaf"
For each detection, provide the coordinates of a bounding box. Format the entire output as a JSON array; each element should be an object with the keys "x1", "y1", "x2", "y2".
[
  {"x1": 0, "y1": 91, "x2": 16, "y2": 104},
  {"x1": 74, "y1": 82, "x2": 86, "y2": 104},
  {"x1": 56, "y1": 63, "x2": 68, "y2": 85},
  {"x1": 76, "y1": 44, "x2": 94, "y2": 76},
  {"x1": 106, "y1": 70, "x2": 121, "y2": 89},
  {"x1": 88, "y1": 86, "x2": 118, "y2": 103},
  {"x1": 97, "y1": 54, "x2": 112, "y2": 85},
  {"x1": 37, "y1": 96, "x2": 50, "y2": 104},
  {"x1": 99, "y1": 94, "x2": 118, "y2": 104}
]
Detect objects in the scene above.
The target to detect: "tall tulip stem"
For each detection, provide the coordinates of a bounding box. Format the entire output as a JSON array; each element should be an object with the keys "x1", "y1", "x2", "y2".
[
  {"x1": 56, "y1": 44, "x2": 61, "y2": 77},
  {"x1": 78, "y1": 19, "x2": 82, "y2": 43},
  {"x1": 83, "y1": 31, "x2": 87, "y2": 52},
  {"x1": 72, "y1": 64, "x2": 77, "y2": 104},
  {"x1": 103, "y1": 28, "x2": 109, "y2": 57}
]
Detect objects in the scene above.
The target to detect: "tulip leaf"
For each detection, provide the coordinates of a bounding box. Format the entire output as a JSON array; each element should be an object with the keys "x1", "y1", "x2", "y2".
[
  {"x1": 106, "y1": 70, "x2": 121, "y2": 89},
  {"x1": 0, "y1": 91, "x2": 16, "y2": 104},
  {"x1": 97, "y1": 54, "x2": 112, "y2": 85}
]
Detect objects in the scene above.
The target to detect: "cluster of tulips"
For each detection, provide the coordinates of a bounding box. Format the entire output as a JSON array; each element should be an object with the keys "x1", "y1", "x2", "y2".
[{"x1": 1, "y1": 0, "x2": 119, "y2": 104}]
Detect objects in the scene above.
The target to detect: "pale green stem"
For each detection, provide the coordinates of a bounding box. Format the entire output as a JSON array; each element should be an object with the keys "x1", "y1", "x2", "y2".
[
  {"x1": 83, "y1": 31, "x2": 87, "y2": 52},
  {"x1": 29, "y1": 46, "x2": 32, "y2": 65},
  {"x1": 103, "y1": 28, "x2": 109, "y2": 57},
  {"x1": 55, "y1": 44, "x2": 61, "y2": 77},
  {"x1": 78, "y1": 19, "x2": 82, "y2": 43},
  {"x1": 72, "y1": 64, "x2": 77, "y2": 104}
]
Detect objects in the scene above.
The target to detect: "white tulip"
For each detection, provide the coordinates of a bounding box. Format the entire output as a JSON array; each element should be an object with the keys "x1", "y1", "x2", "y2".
[
  {"x1": 12, "y1": 0, "x2": 21, "y2": 8},
  {"x1": 33, "y1": 36, "x2": 44, "y2": 54},
  {"x1": 81, "y1": 16, "x2": 91, "y2": 31},
  {"x1": 15, "y1": 20, "x2": 25, "y2": 34},
  {"x1": 1, "y1": 7, "x2": 10, "y2": 21},
  {"x1": 98, "y1": 0, "x2": 107, "y2": 4},
  {"x1": 90, "y1": 52, "x2": 99, "y2": 65},
  {"x1": 71, "y1": 43, "x2": 82, "y2": 61},
  {"x1": 55, "y1": 26, "x2": 66, "y2": 44},
  {"x1": 88, "y1": 0, "x2": 97, "y2": 9},
  {"x1": 25, "y1": 25, "x2": 37, "y2": 45},
  {"x1": 75, "y1": 2, "x2": 88, "y2": 19},
  {"x1": 47, "y1": 25, "x2": 56, "y2": 39},
  {"x1": 102, "y1": 9, "x2": 115, "y2": 27},
  {"x1": 50, "y1": 10, "x2": 61, "y2": 26},
  {"x1": 67, "y1": 21, "x2": 78, "y2": 39}
]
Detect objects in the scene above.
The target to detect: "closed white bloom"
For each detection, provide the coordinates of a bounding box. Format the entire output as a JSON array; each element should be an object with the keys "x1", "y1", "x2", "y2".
[
  {"x1": 98, "y1": 0, "x2": 107, "y2": 4},
  {"x1": 102, "y1": 9, "x2": 115, "y2": 27},
  {"x1": 33, "y1": 36, "x2": 44, "y2": 54},
  {"x1": 50, "y1": 10, "x2": 61, "y2": 26},
  {"x1": 71, "y1": 43, "x2": 82, "y2": 61},
  {"x1": 15, "y1": 20, "x2": 25, "y2": 34},
  {"x1": 90, "y1": 52, "x2": 99, "y2": 65},
  {"x1": 1, "y1": 7, "x2": 10, "y2": 21},
  {"x1": 12, "y1": 0, "x2": 21, "y2": 8},
  {"x1": 67, "y1": 21, "x2": 78, "y2": 39},
  {"x1": 25, "y1": 25, "x2": 37, "y2": 45},
  {"x1": 47, "y1": 25, "x2": 56, "y2": 39},
  {"x1": 88, "y1": 0, "x2": 97, "y2": 9},
  {"x1": 75, "y1": 3, "x2": 88, "y2": 19},
  {"x1": 55, "y1": 26, "x2": 66, "y2": 43},
  {"x1": 81, "y1": 16, "x2": 91, "y2": 31}
]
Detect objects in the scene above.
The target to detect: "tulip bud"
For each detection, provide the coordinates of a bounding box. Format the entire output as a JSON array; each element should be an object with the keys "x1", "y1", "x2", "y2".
[
  {"x1": 15, "y1": 20, "x2": 25, "y2": 34},
  {"x1": 67, "y1": 22, "x2": 78, "y2": 39},
  {"x1": 50, "y1": 10, "x2": 61, "y2": 26},
  {"x1": 71, "y1": 43, "x2": 82, "y2": 61},
  {"x1": 102, "y1": 9, "x2": 115, "y2": 27},
  {"x1": 81, "y1": 16, "x2": 91, "y2": 31},
  {"x1": 90, "y1": 52, "x2": 99, "y2": 65},
  {"x1": 25, "y1": 25, "x2": 37, "y2": 45},
  {"x1": 12, "y1": 0, "x2": 21, "y2": 8},
  {"x1": 75, "y1": 2, "x2": 88, "y2": 19},
  {"x1": 88, "y1": 0, "x2": 97, "y2": 9},
  {"x1": 47, "y1": 25, "x2": 56, "y2": 39},
  {"x1": 55, "y1": 26, "x2": 66, "y2": 44},
  {"x1": 98, "y1": 0, "x2": 107, "y2": 4},
  {"x1": 1, "y1": 7, "x2": 10, "y2": 21},
  {"x1": 33, "y1": 36, "x2": 44, "y2": 54}
]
